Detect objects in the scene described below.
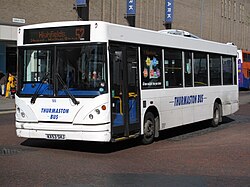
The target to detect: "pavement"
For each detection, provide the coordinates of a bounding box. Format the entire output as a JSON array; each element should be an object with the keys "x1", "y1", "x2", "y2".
[
  {"x1": 0, "y1": 96, "x2": 15, "y2": 114},
  {"x1": 0, "y1": 91, "x2": 249, "y2": 115},
  {"x1": 239, "y1": 91, "x2": 250, "y2": 105}
]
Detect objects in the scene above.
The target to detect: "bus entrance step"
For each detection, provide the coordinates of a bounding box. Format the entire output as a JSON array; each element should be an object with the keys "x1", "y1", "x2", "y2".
[{"x1": 112, "y1": 133, "x2": 140, "y2": 142}]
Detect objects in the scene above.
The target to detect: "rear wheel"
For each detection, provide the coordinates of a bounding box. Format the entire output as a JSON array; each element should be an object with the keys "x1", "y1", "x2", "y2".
[
  {"x1": 141, "y1": 112, "x2": 155, "y2": 145},
  {"x1": 211, "y1": 102, "x2": 221, "y2": 127}
]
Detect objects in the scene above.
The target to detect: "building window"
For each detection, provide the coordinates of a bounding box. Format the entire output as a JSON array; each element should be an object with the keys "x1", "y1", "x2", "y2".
[
  {"x1": 242, "y1": 4, "x2": 245, "y2": 23},
  {"x1": 240, "y1": 4, "x2": 242, "y2": 23},
  {"x1": 141, "y1": 46, "x2": 163, "y2": 89},
  {"x1": 239, "y1": 3, "x2": 245, "y2": 23},
  {"x1": 224, "y1": 0, "x2": 228, "y2": 18},
  {"x1": 126, "y1": 16, "x2": 136, "y2": 27},
  {"x1": 164, "y1": 49, "x2": 183, "y2": 88},
  {"x1": 228, "y1": 0, "x2": 231, "y2": 19},
  {"x1": 76, "y1": 0, "x2": 89, "y2": 21},
  {"x1": 233, "y1": 1, "x2": 237, "y2": 21},
  {"x1": 194, "y1": 52, "x2": 208, "y2": 86},
  {"x1": 221, "y1": 0, "x2": 225, "y2": 17},
  {"x1": 209, "y1": 54, "x2": 222, "y2": 86}
]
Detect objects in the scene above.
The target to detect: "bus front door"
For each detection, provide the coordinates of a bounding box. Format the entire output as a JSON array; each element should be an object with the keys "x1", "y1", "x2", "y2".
[{"x1": 110, "y1": 44, "x2": 140, "y2": 140}]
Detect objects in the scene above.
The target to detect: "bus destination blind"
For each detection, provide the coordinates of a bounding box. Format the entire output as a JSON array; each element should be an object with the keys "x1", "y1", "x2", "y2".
[{"x1": 24, "y1": 25, "x2": 90, "y2": 44}]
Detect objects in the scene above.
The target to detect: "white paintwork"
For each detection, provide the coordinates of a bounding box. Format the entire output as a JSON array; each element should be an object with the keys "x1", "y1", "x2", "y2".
[{"x1": 16, "y1": 21, "x2": 239, "y2": 142}]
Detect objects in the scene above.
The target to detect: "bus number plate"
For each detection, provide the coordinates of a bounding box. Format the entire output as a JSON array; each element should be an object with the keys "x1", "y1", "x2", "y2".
[{"x1": 46, "y1": 134, "x2": 65, "y2": 140}]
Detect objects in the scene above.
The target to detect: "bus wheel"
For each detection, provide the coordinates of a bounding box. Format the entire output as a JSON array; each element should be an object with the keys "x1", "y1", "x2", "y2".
[
  {"x1": 211, "y1": 102, "x2": 221, "y2": 127},
  {"x1": 141, "y1": 112, "x2": 155, "y2": 145}
]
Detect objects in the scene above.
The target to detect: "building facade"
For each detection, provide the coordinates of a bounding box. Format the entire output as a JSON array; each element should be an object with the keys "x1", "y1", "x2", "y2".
[
  {"x1": 0, "y1": 0, "x2": 249, "y2": 74},
  {"x1": 0, "y1": 0, "x2": 78, "y2": 74}
]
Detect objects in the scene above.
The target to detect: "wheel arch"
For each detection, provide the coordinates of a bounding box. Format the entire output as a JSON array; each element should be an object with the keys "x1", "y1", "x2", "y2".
[
  {"x1": 213, "y1": 98, "x2": 223, "y2": 122},
  {"x1": 144, "y1": 106, "x2": 160, "y2": 138}
]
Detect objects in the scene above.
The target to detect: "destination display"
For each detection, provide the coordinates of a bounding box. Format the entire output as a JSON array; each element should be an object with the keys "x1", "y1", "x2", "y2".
[{"x1": 24, "y1": 25, "x2": 90, "y2": 44}]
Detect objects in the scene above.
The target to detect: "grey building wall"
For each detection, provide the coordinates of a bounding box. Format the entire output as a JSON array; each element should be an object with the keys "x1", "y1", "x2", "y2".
[
  {"x1": 0, "y1": 0, "x2": 249, "y2": 49},
  {"x1": 0, "y1": 0, "x2": 78, "y2": 73},
  {"x1": 173, "y1": 0, "x2": 250, "y2": 51},
  {"x1": 0, "y1": 0, "x2": 78, "y2": 25},
  {"x1": 0, "y1": 0, "x2": 249, "y2": 74},
  {"x1": 88, "y1": 0, "x2": 166, "y2": 31},
  {"x1": 87, "y1": 0, "x2": 249, "y2": 50}
]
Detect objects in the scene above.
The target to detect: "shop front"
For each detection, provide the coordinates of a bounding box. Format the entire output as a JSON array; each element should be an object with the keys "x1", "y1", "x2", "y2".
[{"x1": 0, "y1": 24, "x2": 17, "y2": 74}]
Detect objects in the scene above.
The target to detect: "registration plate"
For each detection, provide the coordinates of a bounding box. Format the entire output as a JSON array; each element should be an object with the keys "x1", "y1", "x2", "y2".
[{"x1": 46, "y1": 134, "x2": 65, "y2": 140}]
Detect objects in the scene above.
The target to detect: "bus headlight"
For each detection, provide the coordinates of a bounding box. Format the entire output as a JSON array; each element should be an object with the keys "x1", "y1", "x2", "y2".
[
  {"x1": 101, "y1": 105, "x2": 106, "y2": 110},
  {"x1": 21, "y1": 112, "x2": 26, "y2": 118},
  {"x1": 95, "y1": 109, "x2": 100, "y2": 115},
  {"x1": 17, "y1": 107, "x2": 26, "y2": 118},
  {"x1": 87, "y1": 105, "x2": 107, "y2": 120}
]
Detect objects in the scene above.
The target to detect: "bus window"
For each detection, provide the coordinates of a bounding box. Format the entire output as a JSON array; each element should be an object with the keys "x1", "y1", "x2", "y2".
[
  {"x1": 193, "y1": 52, "x2": 208, "y2": 86},
  {"x1": 184, "y1": 51, "x2": 193, "y2": 87},
  {"x1": 209, "y1": 54, "x2": 222, "y2": 86},
  {"x1": 164, "y1": 48, "x2": 183, "y2": 88},
  {"x1": 23, "y1": 50, "x2": 52, "y2": 82},
  {"x1": 20, "y1": 49, "x2": 53, "y2": 95},
  {"x1": 56, "y1": 44, "x2": 107, "y2": 96},
  {"x1": 233, "y1": 57, "x2": 237, "y2": 85},
  {"x1": 141, "y1": 46, "x2": 163, "y2": 89},
  {"x1": 243, "y1": 53, "x2": 248, "y2": 62},
  {"x1": 223, "y1": 56, "x2": 233, "y2": 85}
]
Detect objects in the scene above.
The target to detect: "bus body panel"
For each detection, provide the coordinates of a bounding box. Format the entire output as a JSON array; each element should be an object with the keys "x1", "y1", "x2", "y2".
[
  {"x1": 141, "y1": 86, "x2": 239, "y2": 131},
  {"x1": 16, "y1": 94, "x2": 110, "y2": 124},
  {"x1": 15, "y1": 94, "x2": 111, "y2": 142},
  {"x1": 18, "y1": 21, "x2": 237, "y2": 56},
  {"x1": 106, "y1": 23, "x2": 237, "y2": 56},
  {"x1": 16, "y1": 128, "x2": 111, "y2": 142},
  {"x1": 238, "y1": 50, "x2": 250, "y2": 90},
  {"x1": 16, "y1": 21, "x2": 239, "y2": 143}
]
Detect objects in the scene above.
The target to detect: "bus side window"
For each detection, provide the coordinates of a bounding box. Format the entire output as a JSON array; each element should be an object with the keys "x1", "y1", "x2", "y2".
[
  {"x1": 184, "y1": 51, "x2": 193, "y2": 87},
  {"x1": 141, "y1": 46, "x2": 163, "y2": 89},
  {"x1": 164, "y1": 48, "x2": 183, "y2": 88},
  {"x1": 222, "y1": 56, "x2": 233, "y2": 85}
]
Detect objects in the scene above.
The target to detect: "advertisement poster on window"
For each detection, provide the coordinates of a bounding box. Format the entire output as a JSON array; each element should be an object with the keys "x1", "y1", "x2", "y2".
[{"x1": 141, "y1": 47, "x2": 163, "y2": 89}]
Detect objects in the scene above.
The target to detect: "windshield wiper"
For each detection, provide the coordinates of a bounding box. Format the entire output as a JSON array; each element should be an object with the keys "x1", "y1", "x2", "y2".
[
  {"x1": 30, "y1": 72, "x2": 50, "y2": 104},
  {"x1": 56, "y1": 73, "x2": 80, "y2": 105}
]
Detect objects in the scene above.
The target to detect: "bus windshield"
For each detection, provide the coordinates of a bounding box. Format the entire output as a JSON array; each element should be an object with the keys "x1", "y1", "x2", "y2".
[{"x1": 18, "y1": 43, "x2": 108, "y2": 97}]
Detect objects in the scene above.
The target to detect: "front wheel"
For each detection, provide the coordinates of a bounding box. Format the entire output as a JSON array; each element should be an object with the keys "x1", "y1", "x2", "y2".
[
  {"x1": 141, "y1": 112, "x2": 155, "y2": 145},
  {"x1": 211, "y1": 102, "x2": 221, "y2": 127}
]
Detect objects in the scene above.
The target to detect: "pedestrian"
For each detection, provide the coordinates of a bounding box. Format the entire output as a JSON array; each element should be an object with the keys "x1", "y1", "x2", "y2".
[
  {"x1": 0, "y1": 71, "x2": 7, "y2": 96},
  {"x1": 5, "y1": 73, "x2": 16, "y2": 98}
]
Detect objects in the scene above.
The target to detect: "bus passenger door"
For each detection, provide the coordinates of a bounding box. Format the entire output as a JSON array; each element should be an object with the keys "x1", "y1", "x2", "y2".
[{"x1": 110, "y1": 44, "x2": 140, "y2": 139}]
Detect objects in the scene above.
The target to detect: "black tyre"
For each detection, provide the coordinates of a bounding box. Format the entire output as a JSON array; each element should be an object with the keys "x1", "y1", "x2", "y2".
[
  {"x1": 211, "y1": 102, "x2": 221, "y2": 127},
  {"x1": 141, "y1": 112, "x2": 155, "y2": 145}
]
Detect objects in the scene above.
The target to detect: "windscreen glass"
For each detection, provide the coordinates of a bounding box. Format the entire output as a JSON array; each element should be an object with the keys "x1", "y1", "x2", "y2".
[
  {"x1": 18, "y1": 43, "x2": 107, "y2": 97},
  {"x1": 20, "y1": 49, "x2": 53, "y2": 95},
  {"x1": 56, "y1": 44, "x2": 107, "y2": 96}
]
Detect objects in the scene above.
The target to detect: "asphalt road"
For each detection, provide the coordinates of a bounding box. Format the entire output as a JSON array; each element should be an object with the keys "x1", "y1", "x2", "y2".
[{"x1": 0, "y1": 92, "x2": 250, "y2": 186}]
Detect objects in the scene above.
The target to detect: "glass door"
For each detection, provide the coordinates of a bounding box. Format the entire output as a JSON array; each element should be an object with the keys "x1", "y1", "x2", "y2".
[{"x1": 110, "y1": 43, "x2": 140, "y2": 138}]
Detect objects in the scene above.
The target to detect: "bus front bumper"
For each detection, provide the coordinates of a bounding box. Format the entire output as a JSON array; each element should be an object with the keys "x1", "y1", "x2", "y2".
[{"x1": 16, "y1": 122, "x2": 111, "y2": 142}]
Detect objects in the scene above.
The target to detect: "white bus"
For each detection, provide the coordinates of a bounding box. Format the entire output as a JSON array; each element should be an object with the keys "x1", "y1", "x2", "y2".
[{"x1": 16, "y1": 21, "x2": 239, "y2": 144}]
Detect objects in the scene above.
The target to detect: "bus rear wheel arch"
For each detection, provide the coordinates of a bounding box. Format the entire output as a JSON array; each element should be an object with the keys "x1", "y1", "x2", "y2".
[
  {"x1": 141, "y1": 108, "x2": 160, "y2": 145},
  {"x1": 211, "y1": 101, "x2": 222, "y2": 127},
  {"x1": 141, "y1": 112, "x2": 155, "y2": 144}
]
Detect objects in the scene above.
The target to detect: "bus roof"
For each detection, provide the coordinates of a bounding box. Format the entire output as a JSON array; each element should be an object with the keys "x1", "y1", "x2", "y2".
[{"x1": 18, "y1": 21, "x2": 237, "y2": 56}]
